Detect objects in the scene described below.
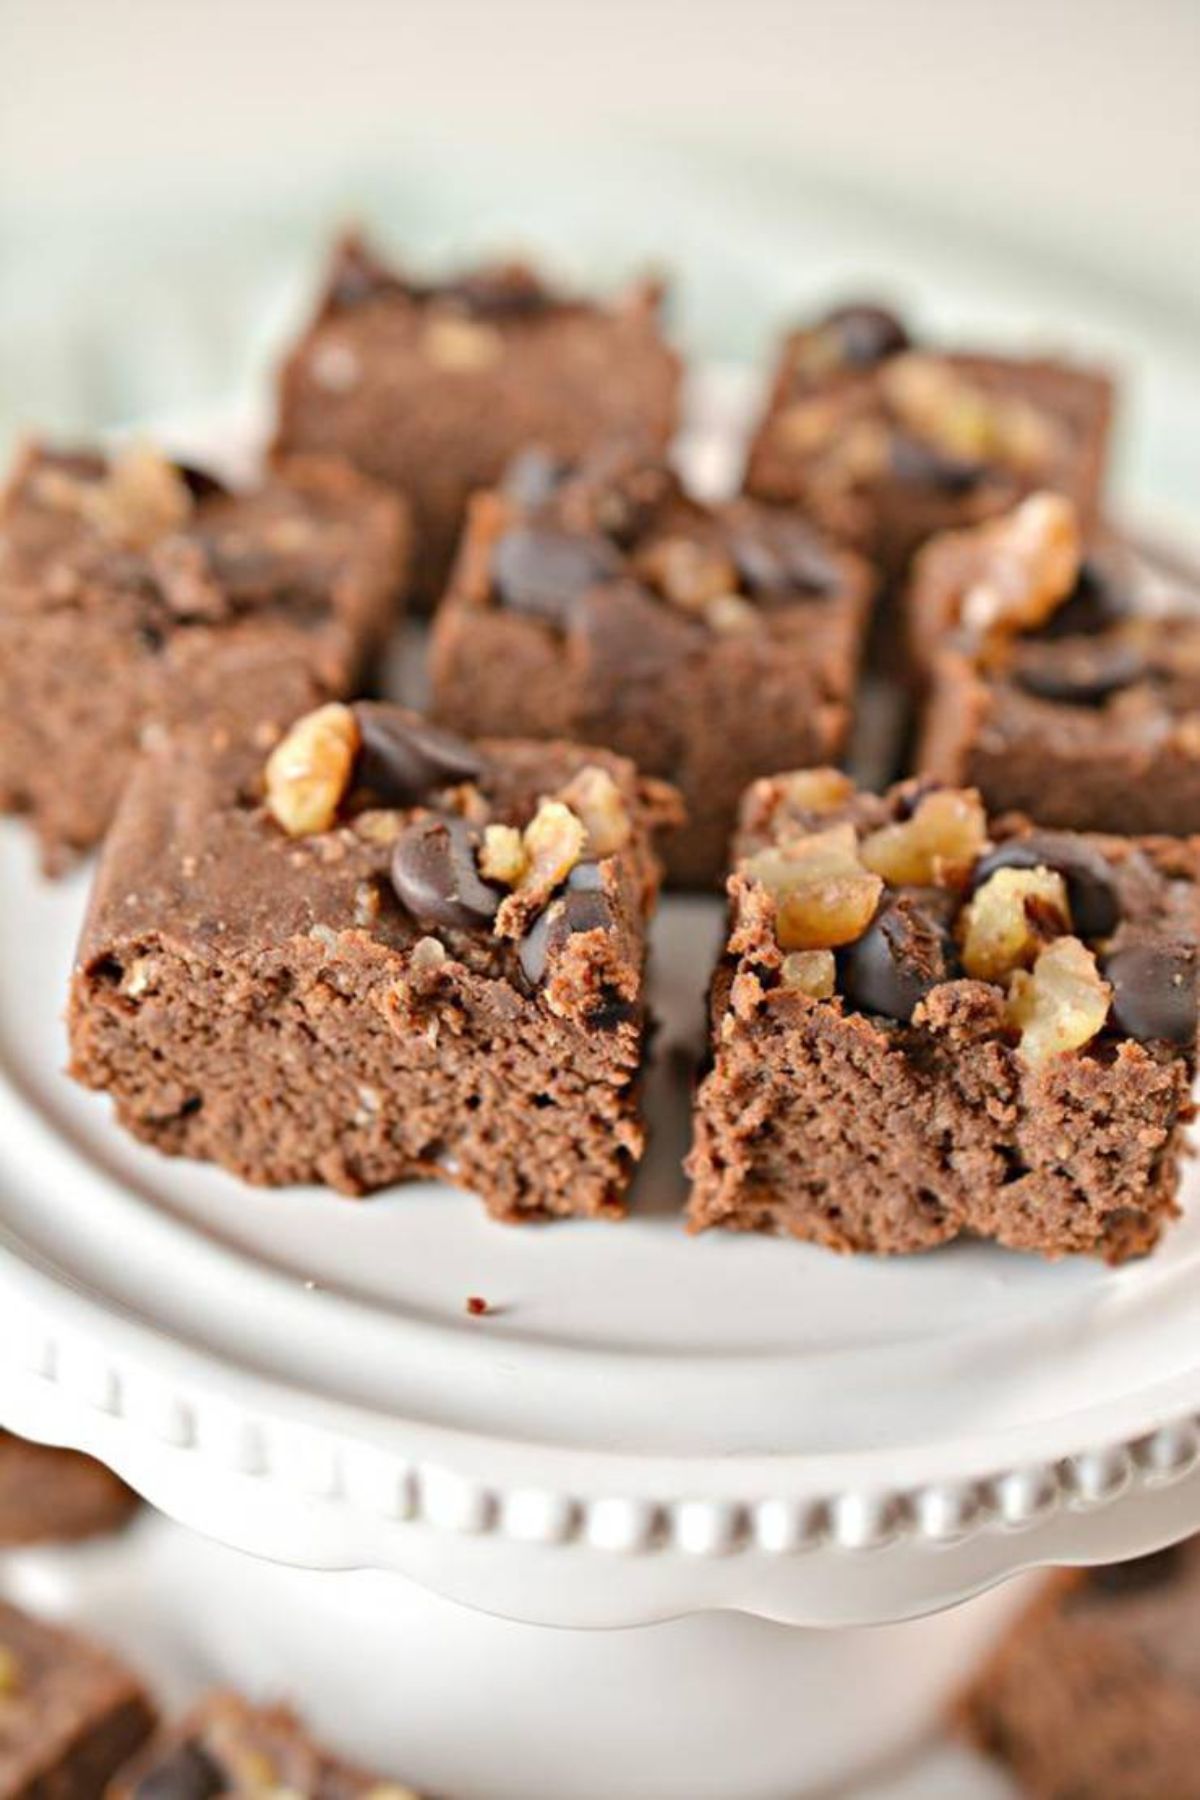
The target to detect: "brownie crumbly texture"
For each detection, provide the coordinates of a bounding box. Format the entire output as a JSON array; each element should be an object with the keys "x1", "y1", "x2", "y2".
[
  {"x1": 744, "y1": 301, "x2": 1112, "y2": 588},
  {"x1": 111, "y1": 1690, "x2": 417, "y2": 1799},
  {"x1": 0, "y1": 1430, "x2": 138, "y2": 1546},
  {"x1": 0, "y1": 1598, "x2": 156, "y2": 1797},
  {"x1": 68, "y1": 703, "x2": 680, "y2": 1220},
  {"x1": 962, "y1": 1543, "x2": 1200, "y2": 1798},
  {"x1": 686, "y1": 769, "x2": 1200, "y2": 1260},
  {"x1": 430, "y1": 445, "x2": 873, "y2": 886},
  {"x1": 274, "y1": 230, "x2": 681, "y2": 602},
  {"x1": 913, "y1": 490, "x2": 1200, "y2": 835},
  {"x1": 0, "y1": 441, "x2": 408, "y2": 872}
]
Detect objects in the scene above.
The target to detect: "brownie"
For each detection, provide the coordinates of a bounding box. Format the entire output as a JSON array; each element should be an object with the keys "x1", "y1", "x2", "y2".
[
  {"x1": 913, "y1": 491, "x2": 1200, "y2": 835},
  {"x1": 273, "y1": 230, "x2": 681, "y2": 603},
  {"x1": 0, "y1": 1598, "x2": 156, "y2": 1797},
  {"x1": 743, "y1": 300, "x2": 1113, "y2": 588},
  {"x1": 962, "y1": 1544, "x2": 1200, "y2": 1798},
  {"x1": 68, "y1": 702, "x2": 680, "y2": 1220},
  {"x1": 430, "y1": 445, "x2": 873, "y2": 886},
  {"x1": 686, "y1": 769, "x2": 1200, "y2": 1260},
  {"x1": 110, "y1": 1691, "x2": 416, "y2": 1798},
  {"x1": 0, "y1": 442, "x2": 408, "y2": 872},
  {"x1": 0, "y1": 1430, "x2": 138, "y2": 1546}
]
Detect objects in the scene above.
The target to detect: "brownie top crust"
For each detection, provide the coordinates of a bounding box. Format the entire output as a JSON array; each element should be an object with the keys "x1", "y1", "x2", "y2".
[
  {"x1": 76, "y1": 703, "x2": 681, "y2": 1030},
  {"x1": 0, "y1": 441, "x2": 406, "y2": 654},
  {"x1": 726, "y1": 767, "x2": 1200, "y2": 1066},
  {"x1": 452, "y1": 441, "x2": 873, "y2": 653}
]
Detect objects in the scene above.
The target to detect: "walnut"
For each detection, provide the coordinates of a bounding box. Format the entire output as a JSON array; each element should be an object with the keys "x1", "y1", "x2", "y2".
[
  {"x1": 479, "y1": 822, "x2": 529, "y2": 885},
  {"x1": 860, "y1": 789, "x2": 988, "y2": 888},
  {"x1": 34, "y1": 444, "x2": 193, "y2": 549},
  {"x1": 265, "y1": 702, "x2": 360, "y2": 837},
  {"x1": 959, "y1": 493, "x2": 1083, "y2": 642},
  {"x1": 959, "y1": 866, "x2": 1070, "y2": 983},
  {"x1": 1007, "y1": 936, "x2": 1112, "y2": 1064},
  {"x1": 746, "y1": 824, "x2": 883, "y2": 951},
  {"x1": 0, "y1": 1645, "x2": 21, "y2": 1693},
  {"x1": 554, "y1": 765, "x2": 631, "y2": 857},
  {"x1": 780, "y1": 949, "x2": 837, "y2": 998},
  {"x1": 638, "y1": 535, "x2": 739, "y2": 610},
  {"x1": 775, "y1": 767, "x2": 855, "y2": 816},
  {"x1": 706, "y1": 593, "x2": 758, "y2": 635},
  {"x1": 422, "y1": 315, "x2": 503, "y2": 371},
  {"x1": 518, "y1": 799, "x2": 586, "y2": 897},
  {"x1": 882, "y1": 355, "x2": 1057, "y2": 473},
  {"x1": 409, "y1": 935, "x2": 447, "y2": 974}
]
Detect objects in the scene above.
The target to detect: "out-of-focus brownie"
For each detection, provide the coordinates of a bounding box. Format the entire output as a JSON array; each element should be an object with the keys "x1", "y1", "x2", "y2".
[
  {"x1": 430, "y1": 445, "x2": 872, "y2": 886},
  {"x1": 744, "y1": 301, "x2": 1113, "y2": 588},
  {"x1": 0, "y1": 1598, "x2": 156, "y2": 1797},
  {"x1": 0, "y1": 442, "x2": 408, "y2": 872},
  {"x1": 0, "y1": 1430, "x2": 138, "y2": 1546},
  {"x1": 273, "y1": 231, "x2": 682, "y2": 602},
  {"x1": 962, "y1": 1545, "x2": 1200, "y2": 1798},
  {"x1": 687, "y1": 769, "x2": 1200, "y2": 1260},
  {"x1": 68, "y1": 703, "x2": 680, "y2": 1220},
  {"x1": 912, "y1": 491, "x2": 1200, "y2": 834},
  {"x1": 110, "y1": 1690, "x2": 418, "y2": 1798}
]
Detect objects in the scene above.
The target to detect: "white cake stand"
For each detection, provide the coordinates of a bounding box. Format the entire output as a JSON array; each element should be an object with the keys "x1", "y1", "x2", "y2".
[{"x1": 4, "y1": 384, "x2": 1200, "y2": 1799}]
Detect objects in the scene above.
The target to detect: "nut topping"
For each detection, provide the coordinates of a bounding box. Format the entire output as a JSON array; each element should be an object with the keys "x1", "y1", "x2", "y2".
[
  {"x1": 637, "y1": 535, "x2": 740, "y2": 610},
  {"x1": 515, "y1": 799, "x2": 586, "y2": 899},
  {"x1": 779, "y1": 949, "x2": 837, "y2": 998},
  {"x1": 1007, "y1": 936, "x2": 1112, "y2": 1064},
  {"x1": 775, "y1": 767, "x2": 856, "y2": 817},
  {"x1": 479, "y1": 823, "x2": 529, "y2": 886},
  {"x1": 34, "y1": 443, "x2": 194, "y2": 549},
  {"x1": 882, "y1": 355, "x2": 1058, "y2": 472},
  {"x1": 265, "y1": 703, "x2": 360, "y2": 837},
  {"x1": 859, "y1": 788, "x2": 988, "y2": 889},
  {"x1": 959, "y1": 492, "x2": 1083, "y2": 642},
  {"x1": 746, "y1": 824, "x2": 884, "y2": 952},
  {"x1": 421, "y1": 315, "x2": 503, "y2": 371},
  {"x1": 970, "y1": 835, "x2": 1120, "y2": 939},
  {"x1": 959, "y1": 866, "x2": 1070, "y2": 984},
  {"x1": 554, "y1": 765, "x2": 631, "y2": 857}
]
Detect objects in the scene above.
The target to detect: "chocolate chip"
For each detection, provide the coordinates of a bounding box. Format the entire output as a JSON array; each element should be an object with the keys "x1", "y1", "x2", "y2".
[
  {"x1": 1084, "y1": 1546, "x2": 1185, "y2": 1600},
  {"x1": 839, "y1": 888, "x2": 958, "y2": 1021},
  {"x1": 518, "y1": 861, "x2": 613, "y2": 986},
  {"x1": 1011, "y1": 638, "x2": 1147, "y2": 706},
  {"x1": 890, "y1": 433, "x2": 983, "y2": 494},
  {"x1": 390, "y1": 816, "x2": 501, "y2": 931},
  {"x1": 352, "y1": 704, "x2": 484, "y2": 805},
  {"x1": 492, "y1": 526, "x2": 622, "y2": 625},
  {"x1": 729, "y1": 512, "x2": 840, "y2": 598},
  {"x1": 444, "y1": 266, "x2": 550, "y2": 319},
  {"x1": 1104, "y1": 933, "x2": 1198, "y2": 1046},
  {"x1": 502, "y1": 447, "x2": 573, "y2": 511},
  {"x1": 821, "y1": 303, "x2": 910, "y2": 368},
  {"x1": 972, "y1": 835, "x2": 1121, "y2": 939},
  {"x1": 175, "y1": 463, "x2": 228, "y2": 503},
  {"x1": 133, "y1": 1741, "x2": 224, "y2": 1800},
  {"x1": 1038, "y1": 554, "x2": 1132, "y2": 639}
]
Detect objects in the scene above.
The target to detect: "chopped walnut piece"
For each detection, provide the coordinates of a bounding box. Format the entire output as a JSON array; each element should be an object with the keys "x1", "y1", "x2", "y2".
[
  {"x1": 959, "y1": 866, "x2": 1070, "y2": 983},
  {"x1": 34, "y1": 443, "x2": 194, "y2": 549},
  {"x1": 518, "y1": 799, "x2": 586, "y2": 897},
  {"x1": 860, "y1": 789, "x2": 988, "y2": 888},
  {"x1": 555, "y1": 765, "x2": 632, "y2": 857},
  {"x1": 410, "y1": 935, "x2": 447, "y2": 974},
  {"x1": 638, "y1": 534, "x2": 740, "y2": 610},
  {"x1": 706, "y1": 593, "x2": 758, "y2": 635},
  {"x1": 776, "y1": 767, "x2": 855, "y2": 817},
  {"x1": 422, "y1": 315, "x2": 503, "y2": 371},
  {"x1": 882, "y1": 355, "x2": 1058, "y2": 471},
  {"x1": 479, "y1": 822, "x2": 529, "y2": 885},
  {"x1": 0, "y1": 1646, "x2": 20, "y2": 1694},
  {"x1": 959, "y1": 492, "x2": 1083, "y2": 642},
  {"x1": 1007, "y1": 936, "x2": 1112, "y2": 1065},
  {"x1": 746, "y1": 824, "x2": 883, "y2": 951},
  {"x1": 780, "y1": 949, "x2": 837, "y2": 998},
  {"x1": 264, "y1": 702, "x2": 361, "y2": 837}
]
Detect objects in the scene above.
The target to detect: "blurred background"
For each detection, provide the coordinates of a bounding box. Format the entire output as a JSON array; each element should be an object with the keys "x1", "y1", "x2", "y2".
[{"x1": 2, "y1": 0, "x2": 1199, "y2": 530}]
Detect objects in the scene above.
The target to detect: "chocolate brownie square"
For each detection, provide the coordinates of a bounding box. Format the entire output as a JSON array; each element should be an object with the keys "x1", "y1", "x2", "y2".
[
  {"x1": 0, "y1": 1430, "x2": 138, "y2": 1546},
  {"x1": 111, "y1": 1690, "x2": 417, "y2": 1798},
  {"x1": 430, "y1": 446, "x2": 873, "y2": 886},
  {"x1": 744, "y1": 301, "x2": 1113, "y2": 587},
  {"x1": 686, "y1": 769, "x2": 1200, "y2": 1260},
  {"x1": 912, "y1": 491, "x2": 1200, "y2": 835},
  {"x1": 962, "y1": 1544, "x2": 1200, "y2": 1798},
  {"x1": 0, "y1": 443, "x2": 408, "y2": 873},
  {"x1": 68, "y1": 703, "x2": 680, "y2": 1220},
  {"x1": 0, "y1": 1599, "x2": 156, "y2": 1797},
  {"x1": 274, "y1": 231, "x2": 681, "y2": 602}
]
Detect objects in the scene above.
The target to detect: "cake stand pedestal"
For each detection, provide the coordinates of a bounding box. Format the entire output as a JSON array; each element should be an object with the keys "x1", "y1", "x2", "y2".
[{"x1": 5, "y1": 830, "x2": 1200, "y2": 1797}]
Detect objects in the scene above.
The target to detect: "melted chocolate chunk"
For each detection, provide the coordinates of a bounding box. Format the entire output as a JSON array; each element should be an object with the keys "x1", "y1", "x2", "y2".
[
  {"x1": 890, "y1": 433, "x2": 984, "y2": 494},
  {"x1": 492, "y1": 526, "x2": 622, "y2": 624},
  {"x1": 352, "y1": 704, "x2": 484, "y2": 805},
  {"x1": 821, "y1": 302, "x2": 910, "y2": 368},
  {"x1": 730, "y1": 512, "x2": 840, "y2": 598},
  {"x1": 518, "y1": 862, "x2": 613, "y2": 987},
  {"x1": 1011, "y1": 637, "x2": 1147, "y2": 706},
  {"x1": 133, "y1": 1740, "x2": 224, "y2": 1800},
  {"x1": 175, "y1": 463, "x2": 228, "y2": 503},
  {"x1": 1084, "y1": 1545, "x2": 1185, "y2": 1600},
  {"x1": 839, "y1": 888, "x2": 958, "y2": 1021},
  {"x1": 1037, "y1": 554, "x2": 1132, "y2": 639},
  {"x1": 390, "y1": 816, "x2": 501, "y2": 931},
  {"x1": 502, "y1": 447, "x2": 573, "y2": 510},
  {"x1": 1104, "y1": 934, "x2": 1198, "y2": 1046},
  {"x1": 972, "y1": 834, "x2": 1121, "y2": 939}
]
